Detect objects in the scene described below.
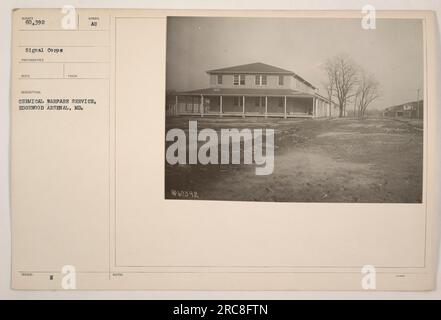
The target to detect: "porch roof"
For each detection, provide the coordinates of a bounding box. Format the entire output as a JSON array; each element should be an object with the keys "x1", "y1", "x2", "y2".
[{"x1": 177, "y1": 87, "x2": 316, "y2": 98}]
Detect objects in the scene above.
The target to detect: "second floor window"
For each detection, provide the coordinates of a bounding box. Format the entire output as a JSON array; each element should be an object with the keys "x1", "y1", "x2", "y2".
[
  {"x1": 217, "y1": 75, "x2": 222, "y2": 84},
  {"x1": 255, "y1": 75, "x2": 267, "y2": 86},
  {"x1": 233, "y1": 74, "x2": 245, "y2": 85},
  {"x1": 278, "y1": 76, "x2": 284, "y2": 86}
]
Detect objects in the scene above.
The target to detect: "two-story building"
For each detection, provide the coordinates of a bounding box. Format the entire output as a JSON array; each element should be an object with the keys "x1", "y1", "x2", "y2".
[{"x1": 167, "y1": 62, "x2": 337, "y2": 118}]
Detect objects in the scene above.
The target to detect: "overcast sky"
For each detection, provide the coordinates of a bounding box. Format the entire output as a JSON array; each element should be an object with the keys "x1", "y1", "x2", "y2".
[{"x1": 166, "y1": 17, "x2": 423, "y2": 110}]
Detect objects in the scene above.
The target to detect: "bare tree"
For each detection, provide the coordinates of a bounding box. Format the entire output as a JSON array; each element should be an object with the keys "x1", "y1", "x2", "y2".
[
  {"x1": 323, "y1": 54, "x2": 359, "y2": 117},
  {"x1": 355, "y1": 70, "x2": 380, "y2": 119}
]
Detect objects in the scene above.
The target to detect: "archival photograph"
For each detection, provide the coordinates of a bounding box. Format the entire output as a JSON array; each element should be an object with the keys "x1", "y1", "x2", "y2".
[{"x1": 165, "y1": 17, "x2": 424, "y2": 203}]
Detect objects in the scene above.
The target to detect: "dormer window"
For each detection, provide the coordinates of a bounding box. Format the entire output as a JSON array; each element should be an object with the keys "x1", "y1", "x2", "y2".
[
  {"x1": 233, "y1": 74, "x2": 245, "y2": 85},
  {"x1": 255, "y1": 75, "x2": 267, "y2": 86}
]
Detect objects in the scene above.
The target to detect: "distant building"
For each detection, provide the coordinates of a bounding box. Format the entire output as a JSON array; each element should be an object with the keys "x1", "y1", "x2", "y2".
[
  {"x1": 168, "y1": 62, "x2": 338, "y2": 118},
  {"x1": 383, "y1": 100, "x2": 423, "y2": 119}
]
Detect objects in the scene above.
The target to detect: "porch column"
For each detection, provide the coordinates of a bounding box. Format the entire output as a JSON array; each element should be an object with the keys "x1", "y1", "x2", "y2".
[
  {"x1": 312, "y1": 97, "x2": 316, "y2": 118},
  {"x1": 284, "y1": 96, "x2": 287, "y2": 119},
  {"x1": 219, "y1": 96, "x2": 223, "y2": 118},
  {"x1": 200, "y1": 94, "x2": 204, "y2": 117},
  {"x1": 265, "y1": 96, "x2": 268, "y2": 118},
  {"x1": 175, "y1": 95, "x2": 178, "y2": 115},
  {"x1": 316, "y1": 99, "x2": 319, "y2": 117},
  {"x1": 242, "y1": 96, "x2": 245, "y2": 118},
  {"x1": 317, "y1": 98, "x2": 320, "y2": 117}
]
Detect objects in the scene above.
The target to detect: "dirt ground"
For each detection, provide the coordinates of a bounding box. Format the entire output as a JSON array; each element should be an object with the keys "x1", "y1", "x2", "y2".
[{"x1": 165, "y1": 117, "x2": 423, "y2": 203}]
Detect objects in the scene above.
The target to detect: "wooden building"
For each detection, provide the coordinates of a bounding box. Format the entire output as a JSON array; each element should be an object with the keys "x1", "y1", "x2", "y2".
[
  {"x1": 167, "y1": 62, "x2": 338, "y2": 118},
  {"x1": 383, "y1": 100, "x2": 424, "y2": 119}
]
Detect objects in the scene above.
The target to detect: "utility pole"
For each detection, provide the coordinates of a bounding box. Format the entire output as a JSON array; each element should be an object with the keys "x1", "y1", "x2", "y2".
[{"x1": 416, "y1": 88, "x2": 420, "y2": 118}]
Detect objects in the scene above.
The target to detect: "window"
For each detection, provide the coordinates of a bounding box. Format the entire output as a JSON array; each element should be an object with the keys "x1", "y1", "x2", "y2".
[
  {"x1": 234, "y1": 74, "x2": 245, "y2": 86},
  {"x1": 234, "y1": 97, "x2": 243, "y2": 107},
  {"x1": 217, "y1": 75, "x2": 222, "y2": 85},
  {"x1": 278, "y1": 75, "x2": 284, "y2": 86},
  {"x1": 255, "y1": 75, "x2": 267, "y2": 86},
  {"x1": 278, "y1": 97, "x2": 284, "y2": 108},
  {"x1": 240, "y1": 74, "x2": 245, "y2": 85},
  {"x1": 255, "y1": 97, "x2": 263, "y2": 107}
]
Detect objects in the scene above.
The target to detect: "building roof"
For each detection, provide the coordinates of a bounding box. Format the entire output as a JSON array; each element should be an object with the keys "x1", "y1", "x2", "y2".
[
  {"x1": 207, "y1": 62, "x2": 294, "y2": 75},
  {"x1": 207, "y1": 62, "x2": 316, "y2": 89},
  {"x1": 177, "y1": 87, "x2": 319, "y2": 99}
]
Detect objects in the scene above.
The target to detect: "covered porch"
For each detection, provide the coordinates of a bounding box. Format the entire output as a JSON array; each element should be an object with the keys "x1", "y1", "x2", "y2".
[{"x1": 167, "y1": 88, "x2": 331, "y2": 119}]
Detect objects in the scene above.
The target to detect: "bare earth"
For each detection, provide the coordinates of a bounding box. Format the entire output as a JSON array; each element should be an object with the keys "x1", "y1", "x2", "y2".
[{"x1": 165, "y1": 117, "x2": 423, "y2": 203}]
